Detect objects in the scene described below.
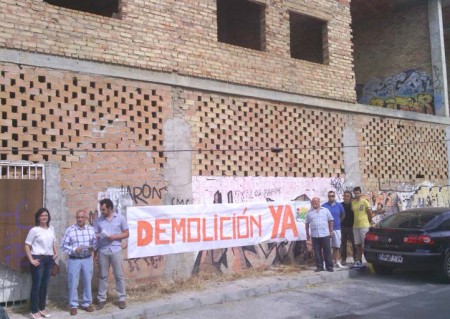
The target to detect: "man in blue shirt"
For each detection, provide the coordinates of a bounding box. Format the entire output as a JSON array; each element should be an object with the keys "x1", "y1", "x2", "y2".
[
  {"x1": 94, "y1": 198, "x2": 129, "y2": 310},
  {"x1": 322, "y1": 191, "x2": 345, "y2": 268}
]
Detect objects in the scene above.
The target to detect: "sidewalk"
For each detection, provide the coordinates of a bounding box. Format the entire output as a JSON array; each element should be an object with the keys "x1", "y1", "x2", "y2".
[{"x1": 7, "y1": 265, "x2": 354, "y2": 319}]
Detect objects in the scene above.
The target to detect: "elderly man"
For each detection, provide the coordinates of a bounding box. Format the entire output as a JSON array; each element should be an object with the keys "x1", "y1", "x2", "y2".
[
  {"x1": 61, "y1": 210, "x2": 97, "y2": 316},
  {"x1": 305, "y1": 197, "x2": 334, "y2": 272}
]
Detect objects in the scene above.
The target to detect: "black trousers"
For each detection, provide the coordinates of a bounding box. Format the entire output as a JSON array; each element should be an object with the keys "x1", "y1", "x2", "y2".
[{"x1": 341, "y1": 226, "x2": 357, "y2": 262}]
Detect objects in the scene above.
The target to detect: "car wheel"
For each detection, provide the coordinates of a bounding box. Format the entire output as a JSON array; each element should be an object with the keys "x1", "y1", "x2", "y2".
[
  {"x1": 442, "y1": 253, "x2": 450, "y2": 283},
  {"x1": 372, "y1": 263, "x2": 394, "y2": 275}
]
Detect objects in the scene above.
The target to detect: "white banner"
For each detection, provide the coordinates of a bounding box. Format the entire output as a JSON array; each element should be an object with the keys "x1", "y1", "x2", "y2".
[{"x1": 127, "y1": 201, "x2": 310, "y2": 258}]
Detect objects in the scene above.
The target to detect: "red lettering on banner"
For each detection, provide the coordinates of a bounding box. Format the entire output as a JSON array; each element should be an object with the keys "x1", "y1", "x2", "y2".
[
  {"x1": 279, "y1": 205, "x2": 298, "y2": 238},
  {"x1": 155, "y1": 219, "x2": 170, "y2": 245},
  {"x1": 250, "y1": 215, "x2": 262, "y2": 237},
  {"x1": 214, "y1": 214, "x2": 218, "y2": 240},
  {"x1": 269, "y1": 205, "x2": 284, "y2": 238},
  {"x1": 202, "y1": 217, "x2": 214, "y2": 241},
  {"x1": 137, "y1": 221, "x2": 153, "y2": 246},
  {"x1": 237, "y1": 216, "x2": 249, "y2": 238},
  {"x1": 232, "y1": 213, "x2": 236, "y2": 239},
  {"x1": 136, "y1": 210, "x2": 266, "y2": 248},
  {"x1": 269, "y1": 205, "x2": 299, "y2": 238},
  {"x1": 187, "y1": 218, "x2": 201, "y2": 242},
  {"x1": 172, "y1": 218, "x2": 186, "y2": 242},
  {"x1": 220, "y1": 217, "x2": 232, "y2": 240}
]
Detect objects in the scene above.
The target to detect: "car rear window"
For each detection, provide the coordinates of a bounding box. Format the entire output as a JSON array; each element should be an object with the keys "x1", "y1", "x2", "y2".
[{"x1": 379, "y1": 211, "x2": 439, "y2": 229}]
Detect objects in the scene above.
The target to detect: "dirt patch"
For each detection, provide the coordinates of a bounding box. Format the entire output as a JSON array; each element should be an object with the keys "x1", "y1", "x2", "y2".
[{"x1": 127, "y1": 263, "x2": 312, "y2": 303}]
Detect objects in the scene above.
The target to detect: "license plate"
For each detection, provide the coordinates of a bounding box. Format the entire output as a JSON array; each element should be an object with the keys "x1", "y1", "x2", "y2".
[{"x1": 378, "y1": 253, "x2": 403, "y2": 263}]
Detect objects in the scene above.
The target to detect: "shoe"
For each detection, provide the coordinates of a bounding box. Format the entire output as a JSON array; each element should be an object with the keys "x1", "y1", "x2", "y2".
[
  {"x1": 351, "y1": 261, "x2": 363, "y2": 268},
  {"x1": 335, "y1": 262, "x2": 344, "y2": 268},
  {"x1": 118, "y1": 301, "x2": 126, "y2": 309},
  {"x1": 96, "y1": 302, "x2": 105, "y2": 310},
  {"x1": 341, "y1": 261, "x2": 347, "y2": 266},
  {"x1": 327, "y1": 268, "x2": 334, "y2": 272},
  {"x1": 30, "y1": 313, "x2": 42, "y2": 319},
  {"x1": 82, "y1": 305, "x2": 94, "y2": 312},
  {"x1": 39, "y1": 310, "x2": 51, "y2": 318},
  {"x1": 314, "y1": 268, "x2": 323, "y2": 272},
  {"x1": 70, "y1": 308, "x2": 77, "y2": 316}
]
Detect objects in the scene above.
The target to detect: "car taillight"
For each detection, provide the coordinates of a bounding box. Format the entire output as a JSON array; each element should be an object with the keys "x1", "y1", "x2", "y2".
[
  {"x1": 403, "y1": 235, "x2": 435, "y2": 245},
  {"x1": 365, "y1": 233, "x2": 379, "y2": 241}
]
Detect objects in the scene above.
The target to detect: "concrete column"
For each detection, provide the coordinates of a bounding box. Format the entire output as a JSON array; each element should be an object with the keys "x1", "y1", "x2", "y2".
[
  {"x1": 162, "y1": 89, "x2": 195, "y2": 279},
  {"x1": 163, "y1": 116, "x2": 193, "y2": 206},
  {"x1": 446, "y1": 126, "x2": 450, "y2": 185},
  {"x1": 342, "y1": 115, "x2": 361, "y2": 190},
  {"x1": 44, "y1": 162, "x2": 67, "y2": 299},
  {"x1": 429, "y1": 0, "x2": 449, "y2": 117}
]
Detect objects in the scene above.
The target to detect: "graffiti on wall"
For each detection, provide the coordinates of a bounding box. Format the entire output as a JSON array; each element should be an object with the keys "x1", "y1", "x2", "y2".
[
  {"x1": 98, "y1": 183, "x2": 168, "y2": 208},
  {"x1": 192, "y1": 176, "x2": 345, "y2": 204},
  {"x1": 95, "y1": 179, "x2": 450, "y2": 278},
  {"x1": 361, "y1": 183, "x2": 450, "y2": 226},
  {"x1": 357, "y1": 70, "x2": 435, "y2": 114},
  {"x1": 0, "y1": 200, "x2": 32, "y2": 272},
  {"x1": 432, "y1": 64, "x2": 445, "y2": 115},
  {"x1": 190, "y1": 176, "x2": 344, "y2": 273},
  {"x1": 97, "y1": 185, "x2": 168, "y2": 278},
  {"x1": 98, "y1": 187, "x2": 134, "y2": 216}
]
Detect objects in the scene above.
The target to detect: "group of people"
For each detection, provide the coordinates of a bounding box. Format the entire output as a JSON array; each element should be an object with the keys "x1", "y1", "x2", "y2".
[
  {"x1": 305, "y1": 186, "x2": 372, "y2": 272},
  {"x1": 24, "y1": 198, "x2": 129, "y2": 318},
  {"x1": 24, "y1": 189, "x2": 374, "y2": 316}
]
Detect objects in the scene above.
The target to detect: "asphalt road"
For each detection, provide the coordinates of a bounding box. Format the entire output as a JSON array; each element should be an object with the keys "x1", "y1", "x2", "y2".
[{"x1": 156, "y1": 270, "x2": 450, "y2": 319}]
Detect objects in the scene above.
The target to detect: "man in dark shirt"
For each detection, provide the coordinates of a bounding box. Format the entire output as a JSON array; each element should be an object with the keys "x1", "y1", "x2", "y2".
[{"x1": 340, "y1": 190, "x2": 357, "y2": 265}]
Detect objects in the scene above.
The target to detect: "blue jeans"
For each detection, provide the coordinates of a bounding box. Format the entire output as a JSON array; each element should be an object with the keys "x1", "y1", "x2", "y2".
[
  {"x1": 68, "y1": 257, "x2": 94, "y2": 308},
  {"x1": 97, "y1": 251, "x2": 126, "y2": 302},
  {"x1": 29, "y1": 255, "x2": 53, "y2": 313},
  {"x1": 312, "y1": 236, "x2": 333, "y2": 270}
]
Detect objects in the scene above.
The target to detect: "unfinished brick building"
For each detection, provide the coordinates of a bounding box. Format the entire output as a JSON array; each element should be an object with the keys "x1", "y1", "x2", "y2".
[{"x1": 1, "y1": 0, "x2": 450, "y2": 304}]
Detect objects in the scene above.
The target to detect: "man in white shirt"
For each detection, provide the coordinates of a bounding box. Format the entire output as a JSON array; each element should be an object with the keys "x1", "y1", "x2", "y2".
[
  {"x1": 61, "y1": 210, "x2": 97, "y2": 316},
  {"x1": 305, "y1": 197, "x2": 334, "y2": 272}
]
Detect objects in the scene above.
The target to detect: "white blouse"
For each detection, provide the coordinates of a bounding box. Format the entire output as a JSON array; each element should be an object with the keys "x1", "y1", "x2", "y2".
[{"x1": 25, "y1": 226, "x2": 55, "y2": 255}]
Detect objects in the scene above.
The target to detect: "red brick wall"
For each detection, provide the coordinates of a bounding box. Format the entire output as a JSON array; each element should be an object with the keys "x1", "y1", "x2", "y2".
[
  {"x1": 0, "y1": 0, "x2": 355, "y2": 102},
  {"x1": 0, "y1": 63, "x2": 172, "y2": 213},
  {"x1": 353, "y1": 1, "x2": 431, "y2": 84}
]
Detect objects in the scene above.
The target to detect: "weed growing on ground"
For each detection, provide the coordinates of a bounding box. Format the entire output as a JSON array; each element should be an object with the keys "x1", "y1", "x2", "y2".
[{"x1": 127, "y1": 263, "x2": 311, "y2": 302}]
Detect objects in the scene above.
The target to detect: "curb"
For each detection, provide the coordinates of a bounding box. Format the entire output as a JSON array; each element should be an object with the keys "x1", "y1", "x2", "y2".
[
  {"x1": 7, "y1": 269, "x2": 351, "y2": 319},
  {"x1": 103, "y1": 270, "x2": 349, "y2": 319}
]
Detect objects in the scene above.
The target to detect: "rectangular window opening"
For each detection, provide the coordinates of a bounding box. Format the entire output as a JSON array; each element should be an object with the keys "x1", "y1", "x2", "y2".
[
  {"x1": 43, "y1": 0, "x2": 121, "y2": 18},
  {"x1": 217, "y1": 0, "x2": 266, "y2": 51},
  {"x1": 289, "y1": 11, "x2": 328, "y2": 64}
]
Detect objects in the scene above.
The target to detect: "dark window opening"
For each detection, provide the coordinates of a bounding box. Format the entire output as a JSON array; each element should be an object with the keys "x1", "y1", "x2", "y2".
[
  {"x1": 217, "y1": 0, "x2": 265, "y2": 51},
  {"x1": 43, "y1": 0, "x2": 120, "y2": 18},
  {"x1": 290, "y1": 12, "x2": 328, "y2": 64}
]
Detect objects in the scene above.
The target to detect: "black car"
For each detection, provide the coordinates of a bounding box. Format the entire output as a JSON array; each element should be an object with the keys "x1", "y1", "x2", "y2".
[{"x1": 364, "y1": 207, "x2": 450, "y2": 281}]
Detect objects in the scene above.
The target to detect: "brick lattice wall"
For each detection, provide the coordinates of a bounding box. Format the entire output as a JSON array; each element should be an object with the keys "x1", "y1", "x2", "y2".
[
  {"x1": 186, "y1": 92, "x2": 346, "y2": 178},
  {"x1": 2, "y1": 63, "x2": 448, "y2": 205},
  {"x1": 358, "y1": 117, "x2": 448, "y2": 190},
  {"x1": 0, "y1": 63, "x2": 171, "y2": 209}
]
